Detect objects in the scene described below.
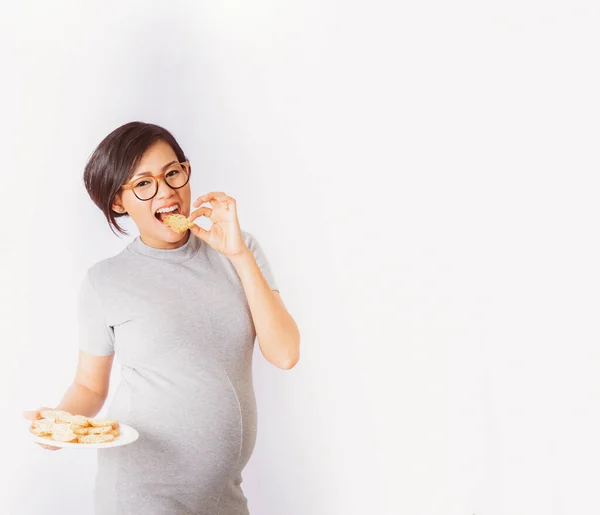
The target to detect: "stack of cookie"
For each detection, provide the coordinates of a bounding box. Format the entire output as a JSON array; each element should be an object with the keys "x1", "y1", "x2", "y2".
[{"x1": 30, "y1": 410, "x2": 120, "y2": 444}]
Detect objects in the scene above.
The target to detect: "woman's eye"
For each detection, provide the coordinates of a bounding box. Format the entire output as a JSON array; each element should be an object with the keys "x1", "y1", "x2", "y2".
[
  {"x1": 166, "y1": 170, "x2": 180, "y2": 178},
  {"x1": 135, "y1": 181, "x2": 150, "y2": 187}
]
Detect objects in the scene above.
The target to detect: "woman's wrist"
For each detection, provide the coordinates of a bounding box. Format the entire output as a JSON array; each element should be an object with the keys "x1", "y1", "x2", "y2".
[{"x1": 226, "y1": 246, "x2": 253, "y2": 268}]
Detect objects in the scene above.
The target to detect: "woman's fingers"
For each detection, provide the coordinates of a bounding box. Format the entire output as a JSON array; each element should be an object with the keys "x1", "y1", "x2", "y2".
[
  {"x1": 188, "y1": 206, "x2": 213, "y2": 223},
  {"x1": 187, "y1": 206, "x2": 217, "y2": 242},
  {"x1": 188, "y1": 223, "x2": 210, "y2": 242},
  {"x1": 23, "y1": 406, "x2": 53, "y2": 421},
  {"x1": 193, "y1": 192, "x2": 228, "y2": 208},
  {"x1": 37, "y1": 442, "x2": 61, "y2": 451},
  {"x1": 193, "y1": 192, "x2": 234, "y2": 209}
]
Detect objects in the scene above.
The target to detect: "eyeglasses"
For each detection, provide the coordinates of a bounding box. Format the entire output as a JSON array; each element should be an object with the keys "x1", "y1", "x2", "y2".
[{"x1": 121, "y1": 161, "x2": 191, "y2": 201}]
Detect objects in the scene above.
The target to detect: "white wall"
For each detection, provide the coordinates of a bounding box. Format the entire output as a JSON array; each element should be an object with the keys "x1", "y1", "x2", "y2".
[{"x1": 1, "y1": 1, "x2": 598, "y2": 514}]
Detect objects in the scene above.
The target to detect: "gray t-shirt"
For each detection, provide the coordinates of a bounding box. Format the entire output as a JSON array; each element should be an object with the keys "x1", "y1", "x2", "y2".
[{"x1": 77, "y1": 230, "x2": 278, "y2": 515}]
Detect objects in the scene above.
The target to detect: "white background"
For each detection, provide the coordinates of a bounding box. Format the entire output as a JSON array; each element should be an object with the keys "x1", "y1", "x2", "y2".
[{"x1": 0, "y1": 1, "x2": 598, "y2": 514}]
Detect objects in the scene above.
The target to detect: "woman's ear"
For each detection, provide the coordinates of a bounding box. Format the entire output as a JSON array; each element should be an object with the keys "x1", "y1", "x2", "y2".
[{"x1": 112, "y1": 195, "x2": 126, "y2": 214}]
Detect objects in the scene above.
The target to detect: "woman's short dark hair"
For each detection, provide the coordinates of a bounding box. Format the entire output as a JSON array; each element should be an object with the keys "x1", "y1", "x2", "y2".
[{"x1": 83, "y1": 121, "x2": 188, "y2": 236}]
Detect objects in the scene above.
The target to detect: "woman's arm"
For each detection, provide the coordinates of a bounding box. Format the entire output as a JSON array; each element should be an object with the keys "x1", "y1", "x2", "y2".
[
  {"x1": 229, "y1": 249, "x2": 300, "y2": 370},
  {"x1": 54, "y1": 350, "x2": 114, "y2": 416},
  {"x1": 187, "y1": 192, "x2": 299, "y2": 369}
]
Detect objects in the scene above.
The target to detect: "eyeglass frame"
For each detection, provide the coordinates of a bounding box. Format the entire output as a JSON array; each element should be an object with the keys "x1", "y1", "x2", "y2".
[{"x1": 120, "y1": 160, "x2": 191, "y2": 201}]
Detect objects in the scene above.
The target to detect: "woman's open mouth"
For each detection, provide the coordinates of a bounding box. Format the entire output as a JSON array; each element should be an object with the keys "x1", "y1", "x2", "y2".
[{"x1": 154, "y1": 204, "x2": 181, "y2": 223}]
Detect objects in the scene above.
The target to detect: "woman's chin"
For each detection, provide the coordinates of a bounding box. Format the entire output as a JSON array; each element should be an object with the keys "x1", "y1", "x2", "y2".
[
  {"x1": 162, "y1": 228, "x2": 188, "y2": 242},
  {"x1": 151, "y1": 218, "x2": 189, "y2": 242}
]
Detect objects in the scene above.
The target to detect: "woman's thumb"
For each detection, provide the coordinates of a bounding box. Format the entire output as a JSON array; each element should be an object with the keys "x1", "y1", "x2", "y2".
[
  {"x1": 23, "y1": 406, "x2": 53, "y2": 421},
  {"x1": 22, "y1": 410, "x2": 40, "y2": 421}
]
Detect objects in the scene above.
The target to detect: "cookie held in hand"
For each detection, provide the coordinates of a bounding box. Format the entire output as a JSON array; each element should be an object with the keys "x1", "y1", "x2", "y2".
[{"x1": 163, "y1": 213, "x2": 195, "y2": 233}]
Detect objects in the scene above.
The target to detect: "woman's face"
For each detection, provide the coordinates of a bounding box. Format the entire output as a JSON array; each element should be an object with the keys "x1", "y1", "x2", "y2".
[{"x1": 112, "y1": 140, "x2": 192, "y2": 249}]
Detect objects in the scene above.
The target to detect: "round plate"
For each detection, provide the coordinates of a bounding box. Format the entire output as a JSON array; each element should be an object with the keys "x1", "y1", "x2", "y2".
[{"x1": 29, "y1": 422, "x2": 139, "y2": 449}]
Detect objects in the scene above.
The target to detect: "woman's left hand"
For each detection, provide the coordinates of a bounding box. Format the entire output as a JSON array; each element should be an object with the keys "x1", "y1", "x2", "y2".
[{"x1": 187, "y1": 192, "x2": 248, "y2": 257}]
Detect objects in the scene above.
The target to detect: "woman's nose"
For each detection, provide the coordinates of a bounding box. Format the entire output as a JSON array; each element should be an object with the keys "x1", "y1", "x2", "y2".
[{"x1": 155, "y1": 176, "x2": 174, "y2": 196}]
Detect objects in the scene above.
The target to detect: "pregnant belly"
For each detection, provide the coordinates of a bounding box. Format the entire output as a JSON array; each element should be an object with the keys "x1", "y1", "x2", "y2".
[{"x1": 104, "y1": 372, "x2": 252, "y2": 494}]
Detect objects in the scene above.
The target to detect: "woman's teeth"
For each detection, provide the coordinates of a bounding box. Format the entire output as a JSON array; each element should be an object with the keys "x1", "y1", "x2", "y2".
[
  {"x1": 156, "y1": 204, "x2": 179, "y2": 215},
  {"x1": 155, "y1": 204, "x2": 180, "y2": 221}
]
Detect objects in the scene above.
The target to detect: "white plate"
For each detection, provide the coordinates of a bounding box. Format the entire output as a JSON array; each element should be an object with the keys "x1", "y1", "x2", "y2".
[{"x1": 29, "y1": 422, "x2": 139, "y2": 449}]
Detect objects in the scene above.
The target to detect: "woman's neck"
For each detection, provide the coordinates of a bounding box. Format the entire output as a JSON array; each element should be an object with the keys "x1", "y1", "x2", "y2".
[{"x1": 139, "y1": 231, "x2": 190, "y2": 250}]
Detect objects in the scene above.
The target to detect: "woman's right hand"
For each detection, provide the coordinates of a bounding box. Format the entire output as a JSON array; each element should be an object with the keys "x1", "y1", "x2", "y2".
[{"x1": 23, "y1": 406, "x2": 61, "y2": 451}]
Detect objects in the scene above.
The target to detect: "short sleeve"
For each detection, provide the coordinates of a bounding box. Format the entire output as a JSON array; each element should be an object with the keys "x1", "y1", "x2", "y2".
[
  {"x1": 77, "y1": 271, "x2": 115, "y2": 356},
  {"x1": 243, "y1": 231, "x2": 279, "y2": 292}
]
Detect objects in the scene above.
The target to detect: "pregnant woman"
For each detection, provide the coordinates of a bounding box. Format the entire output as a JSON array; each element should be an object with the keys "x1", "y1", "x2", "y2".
[{"x1": 23, "y1": 121, "x2": 300, "y2": 514}]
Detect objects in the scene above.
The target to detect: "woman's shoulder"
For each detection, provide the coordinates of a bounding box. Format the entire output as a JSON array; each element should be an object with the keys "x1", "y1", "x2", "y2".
[
  {"x1": 84, "y1": 245, "x2": 135, "y2": 289},
  {"x1": 240, "y1": 229, "x2": 261, "y2": 249}
]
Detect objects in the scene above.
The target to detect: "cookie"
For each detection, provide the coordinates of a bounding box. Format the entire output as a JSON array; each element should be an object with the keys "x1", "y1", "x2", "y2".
[
  {"x1": 88, "y1": 418, "x2": 119, "y2": 429},
  {"x1": 71, "y1": 425, "x2": 91, "y2": 436},
  {"x1": 32, "y1": 419, "x2": 54, "y2": 430},
  {"x1": 39, "y1": 410, "x2": 73, "y2": 423},
  {"x1": 50, "y1": 422, "x2": 72, "y2": 432},
  {"x1": 78, "y1": 433, "x2": 115, "y2": 444},
  {"x1": 70, "y1": 415, "x2": 90, "y2": 426},
  {"x1": 31, "y1": 425, "x2": 53, "y2": 436},
  {"x1": 163, "y1": 213, "x2": 194, "y2": 233},
  {"x1": 51, "y1": 429, "x2": 78, "y2": 442},
  {"x1": 87, "y1": 426, "x2": 113, "y2": 435}
]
